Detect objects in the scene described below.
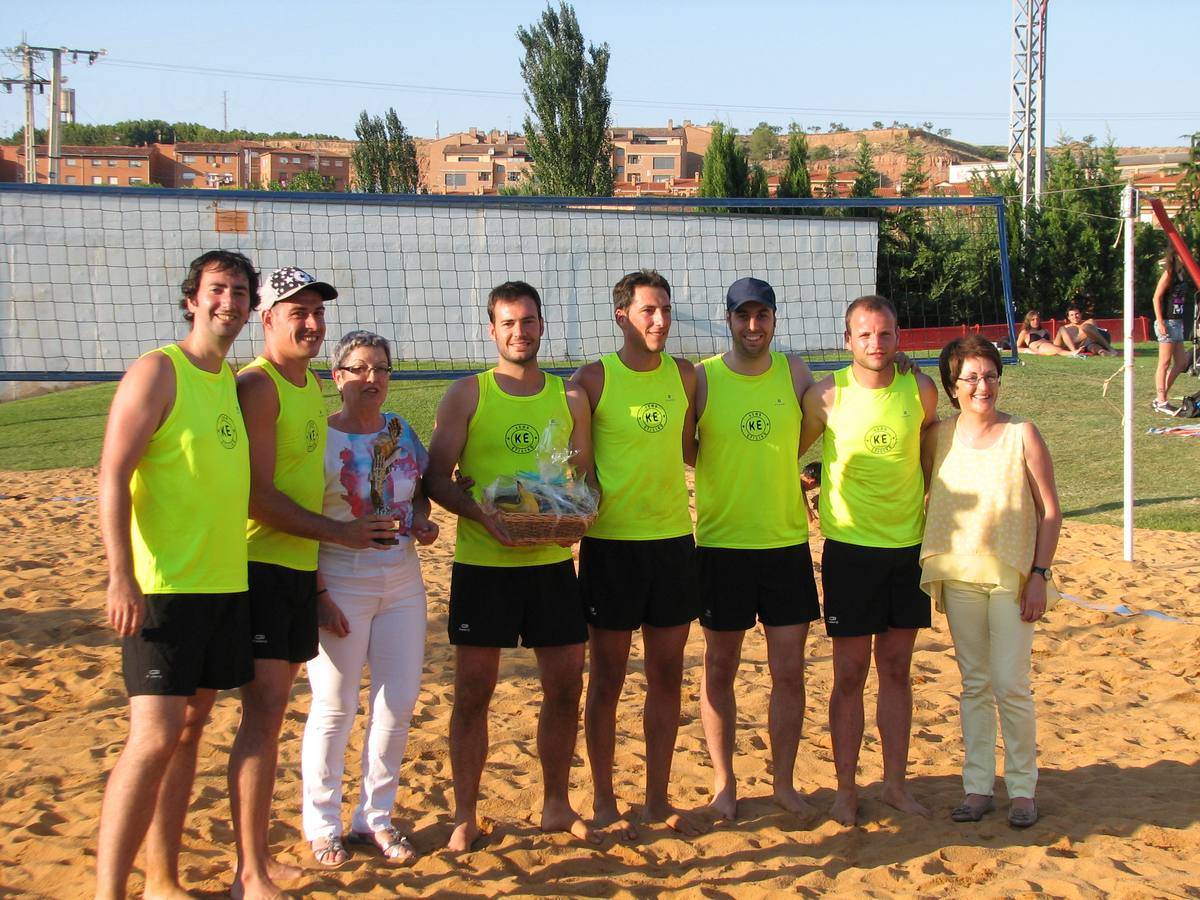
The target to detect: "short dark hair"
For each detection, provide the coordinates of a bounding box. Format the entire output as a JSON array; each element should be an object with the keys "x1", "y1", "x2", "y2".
[
  {"x1": 487, "y1": 280, "x2": 542, "y2": 323},
  {"x1": 844, "y1": 294, "x2": 898, "y2": 333},
  {"x1": 612, "y1": 269, "x2": 671, "y2": 311},
  {"x1": 179, "y1": 250, "x2": 260, "y2": 322},
  {"x1": 939, "y1": 335, "x2": 1003, "y2": 409}
]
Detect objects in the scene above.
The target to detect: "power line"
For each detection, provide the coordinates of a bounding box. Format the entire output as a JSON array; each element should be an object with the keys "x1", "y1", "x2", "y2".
[{"x1": 97, "y1": 57, "x2": 1200, "y2": 124}]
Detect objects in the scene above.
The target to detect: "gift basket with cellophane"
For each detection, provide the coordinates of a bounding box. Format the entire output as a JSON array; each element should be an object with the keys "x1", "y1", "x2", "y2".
[{"x1": 480, "y1": 419, "x2": 598, "y2": 546}]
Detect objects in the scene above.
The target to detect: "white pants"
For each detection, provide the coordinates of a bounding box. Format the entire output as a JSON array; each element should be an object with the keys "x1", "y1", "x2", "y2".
[
  {"x1": 301, "y1": 549, "x2": 427, "y2": 839},
  {"x1": 943, "y1": 580, "x2": 1038, "y2": 799}
]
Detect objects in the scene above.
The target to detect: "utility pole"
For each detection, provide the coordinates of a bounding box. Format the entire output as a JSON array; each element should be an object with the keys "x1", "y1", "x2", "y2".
[
  {"x1": 1007, "y1": 0, "x2": 1049, "y2": 211},
  {"x1": 1, "y1": 43, "x2": 106, "y2": 184},
  {"x1": 223, "y1": 91, "x2": 228, "y2": 130}
]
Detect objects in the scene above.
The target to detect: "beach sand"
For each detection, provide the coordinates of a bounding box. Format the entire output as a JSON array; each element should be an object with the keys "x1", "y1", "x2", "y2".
[{"x1": 2, "y1": 468, "x2": 1197, "y2": 898}]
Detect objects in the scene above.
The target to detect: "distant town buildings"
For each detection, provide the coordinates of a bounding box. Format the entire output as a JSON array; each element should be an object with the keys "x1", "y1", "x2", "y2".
[{"x1": 0, "y1": 124, "x2": 1191, "y2": 218}]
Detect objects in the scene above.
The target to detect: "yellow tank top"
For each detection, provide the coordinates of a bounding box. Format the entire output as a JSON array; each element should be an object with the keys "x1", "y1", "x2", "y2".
[
  {"x1": 695, "y1": 352, "x2": 807, "y2": 549},
  {"x1": 919, "y1": 416, "x2": 1058, "y2": 611},
  {"x1": 242, "y1": 357, "x2": 326, "y2": 571},
  {"x1": 130, "y1": 344, "x2": 250, "y2": 594},
  {"x1": 820, "y1": 364, "x2": 925, "y2": 548},
  {"x1": 455, "y1": 369, "x2": 574, "y2": 567},
  {"x1": 588, "y1": 352, "x2": 692, "y2": 541}
]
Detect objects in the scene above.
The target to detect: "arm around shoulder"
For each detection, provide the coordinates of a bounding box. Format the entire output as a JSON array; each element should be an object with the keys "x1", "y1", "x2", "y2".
[
  {"x1": 798, "y1": 375, "x2": 832, "y2": 456},
  {"x1": 675, "y1": 357, "x2": 699, "y2": 467}
]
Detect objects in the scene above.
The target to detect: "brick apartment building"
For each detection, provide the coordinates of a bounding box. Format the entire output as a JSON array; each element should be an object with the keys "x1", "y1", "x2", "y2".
[
  {"x1": 422, "y1": 120, "x2": 713, "y2": 196},
  {"x1": 1, "y1": 140, "x2": 352, "y2": 190},
  {"x1": 0, "y1": 144, "x2": 154, "y2": 186}
]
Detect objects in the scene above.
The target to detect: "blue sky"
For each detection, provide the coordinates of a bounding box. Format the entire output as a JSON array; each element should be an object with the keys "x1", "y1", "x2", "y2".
[{"x1": 4, "y1": 0, "x2": 1197, "y2": 148}]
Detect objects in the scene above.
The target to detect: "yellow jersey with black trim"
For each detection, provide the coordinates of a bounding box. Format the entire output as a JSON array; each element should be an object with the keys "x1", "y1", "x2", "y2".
[
  {"x1": 695, "y1": 352, "x2": 807, "y2": 549},
  {"x1": 819, "y1": 364, "x2": 925, "y2": 548},
  {"x1": 455, "y1": 369, "x2": 574, "y2": 568},
  {"x1": 588, "y1": 352, "x2": 692, "y2": 541},
  {"x1": 242, "y1": 356, "x2": 326, "y2": 571},
  {"x1": 130, "y1": 343, "x2": 250, "y2": 594}
]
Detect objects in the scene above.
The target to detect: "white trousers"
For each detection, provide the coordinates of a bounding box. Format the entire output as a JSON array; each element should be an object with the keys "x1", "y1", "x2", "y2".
[
  {"x1": 942, "y1": 580, "x2": 1038, "y2": 799},
  {"x1": 301, "y1": 549, "x2": 427, "y2": 839}
]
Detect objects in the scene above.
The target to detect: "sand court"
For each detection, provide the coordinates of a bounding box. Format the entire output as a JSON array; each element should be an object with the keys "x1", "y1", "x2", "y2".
[{"x1": 1, "y1": 467, "x2": 1198, "y2": 897}]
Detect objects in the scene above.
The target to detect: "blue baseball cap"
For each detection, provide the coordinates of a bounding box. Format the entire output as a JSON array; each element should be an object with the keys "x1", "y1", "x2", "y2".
[{"x1": 726, "y1": 277, "x2": 777, "y2": 312}]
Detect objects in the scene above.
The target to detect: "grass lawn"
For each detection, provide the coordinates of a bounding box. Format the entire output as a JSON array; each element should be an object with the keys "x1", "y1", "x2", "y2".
[{"x1": 1, "y1": 344, "x2": 1196, "y2": 531}]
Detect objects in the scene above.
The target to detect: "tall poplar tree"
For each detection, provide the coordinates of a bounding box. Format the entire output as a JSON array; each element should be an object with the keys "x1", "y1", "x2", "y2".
[
  {"x1": 699, "y1": 123, "x2": 751, "y2": 198},
  {"x1": 775, "y1": 125, "x2": 812, "y2": 200},
  {"x1": 517, "y1": 2, "x2": 613, "y2": 196},
  {"x1": 352, "y1": 109, "x2": 419, "y2": 193}
]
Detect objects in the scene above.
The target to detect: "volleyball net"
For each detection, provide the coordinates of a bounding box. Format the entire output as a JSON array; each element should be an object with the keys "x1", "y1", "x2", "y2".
[{"x1": 0, "y1": 185, "x2": 1016, "y2": 381}]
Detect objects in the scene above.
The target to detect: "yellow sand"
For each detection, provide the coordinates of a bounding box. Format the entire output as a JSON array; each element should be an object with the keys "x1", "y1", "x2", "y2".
[{"x1": 1, "y1": 468, "x2": 1197, "y2": 898}]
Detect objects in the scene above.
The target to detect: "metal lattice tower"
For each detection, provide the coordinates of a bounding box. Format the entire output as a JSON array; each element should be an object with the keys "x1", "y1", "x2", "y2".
[{"x1": 1008, "y1": 0, "x2": 1049, "y2": 208}]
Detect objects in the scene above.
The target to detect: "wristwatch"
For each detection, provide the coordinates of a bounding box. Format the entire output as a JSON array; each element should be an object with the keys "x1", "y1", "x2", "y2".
[{"x1": 1030, "y1": 566, "x2": 1052, "y2": 580}]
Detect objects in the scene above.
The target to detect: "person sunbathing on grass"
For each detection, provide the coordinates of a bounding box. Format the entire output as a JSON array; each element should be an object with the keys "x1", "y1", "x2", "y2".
[
  {"x1": 1016, "y1": 310, "x2": 1077, "y2": 357},
  {"x1": 1054, "y1": 307, "x2": 1117, "y2": 356}
]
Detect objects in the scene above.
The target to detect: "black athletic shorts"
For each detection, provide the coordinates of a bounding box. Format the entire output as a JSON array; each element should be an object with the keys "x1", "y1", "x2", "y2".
[
  {"x1": 819, "y1": 538, "x2": 930, "y2": 637},
  {"x1": 448, "y1": 559, "x2": 587, "y2": 648},
  {"x1": 579, "y1": 534, "x2": 700, "y2": 631},
  {"x1": 697, "y1": 543, "x2": 820, "y2": 632},
  {"x1": 247, "y1": 561, "x2": 319, "y2": 663},
  {"x1": 122, "y1": 591, "x2": 253, "y2": 696}
]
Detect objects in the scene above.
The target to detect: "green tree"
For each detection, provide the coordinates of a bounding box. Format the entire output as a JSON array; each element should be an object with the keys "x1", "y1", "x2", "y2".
[
  {"x1": 899, "y1": 143, "x2": 928, "y2": 197},
  {"x1": 698, "y1": 123, "x2": 750, "y2": 198},
  {"x1": 351, "y1": 108, "x2": 419, "y2": 193},
  {"x1": 849, "y1": 137, "x2": 879, "y2": 198},
  {"x1": 269, "y1": 169, "x2": 337, "y2": 192},
  {"x1": 748, "y1": 122, "x2": 781, "y2": 162},
  {"x1": 748, "y1": 163, "x2": 769, "y2": 199},
  {"x1": 517, "y1": 2, "x2": 613, "y2": 196},
  {"x1": 821, "y1": 167, "x2": 839, "y2": 201},
  {"x1": 775, "y1": 125, "x2": 812, "y2": 200}
]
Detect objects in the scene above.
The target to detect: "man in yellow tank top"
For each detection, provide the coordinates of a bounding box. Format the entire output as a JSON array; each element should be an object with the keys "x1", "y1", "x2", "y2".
[
  {"x1": 95, "y1": 251, "x2": 259, "y2": 900},
  {"x1": 693, "y1": 277, "x2": 821, "y2": 821},
  {"x1": 571, "y1": 270, "x2": 705, "y2": 840},
  {"x1": 799, "y1": 294, "x2": 940, "y2": 827},
  {"x1": 229, "y1": 267, "x2": 395, "y2": 898},
  {"x1": 425, "y1": 281, "x2": 600, "y2": 852}
]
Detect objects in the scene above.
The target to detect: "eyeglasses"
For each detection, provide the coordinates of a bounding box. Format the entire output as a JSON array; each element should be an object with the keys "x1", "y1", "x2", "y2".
[
  {"x1": 956, "y1": 374, "x2": 1000, "y2": 387},
  {"x1": 337, "y1": 364, "x2": 391, "y2": 378}
]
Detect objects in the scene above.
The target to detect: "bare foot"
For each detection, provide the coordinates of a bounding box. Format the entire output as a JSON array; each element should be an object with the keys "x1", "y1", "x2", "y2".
[
  {"x1": 881, "y1": 781, "x2": 931, "y2": 818},
  {"x1": 772, "y1": 784, "x2": 816, "y2": 817},
  {"x1": 229, "y1": 872, "x2": 292, "y2": 900},
  {"x1": 702, "y1": 786, "x2": 737, "y2": 822},
  {"x1": 266, "y1": 856, "x2": 303, "y2": 883},
  {"x1": 143, "y1": 882, "x2": 195, "y2": 900},
  {"x1": 541, "y1": 800, "x2": 602, "y2": 845},
  {"x1": 446, "y1": 820, "x2": 481, "y2": 852},
  {"x1": 644, "y1": 802, "x2": 707, "y2": 836},
  {"x1": 830, "y1": 789, "x2": 858, "y2": 826},
  {"x1": 592, "y1": 801, "x2": 638, "y2": 841}
]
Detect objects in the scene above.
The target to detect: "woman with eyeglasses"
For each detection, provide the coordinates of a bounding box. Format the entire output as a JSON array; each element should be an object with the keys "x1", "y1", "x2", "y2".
[
  {"x1": 300, "y1": 330, "x2": 438, "y2": 868},
  {"x1": 918, "y1": 335, "x2": 1061, "y2": 830}
]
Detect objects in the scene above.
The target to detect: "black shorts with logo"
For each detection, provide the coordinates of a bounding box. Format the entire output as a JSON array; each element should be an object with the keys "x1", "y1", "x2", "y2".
[
  {"x1": 579, "y1": 534, "x2": 700, "y2": 631},
  {"x1": 819, "y1": 538, "x2": 930, "y2": 637},
  {"x1": 697, "y1": 543, "x2": 820, "y2": 632},
  {"x1": 122, "y1": 591, "x2": 253, "y2": 696},
  {"x1": 448, "y1": 559, "x2": 587, "y2": 648},
  {"x1": 247, "y1": 561, "x2": 319, "y2": 663}
]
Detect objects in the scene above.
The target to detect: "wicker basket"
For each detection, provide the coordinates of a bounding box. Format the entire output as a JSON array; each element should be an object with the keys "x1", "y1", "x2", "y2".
[{"x1": 495, "y1": 510, "x2": 595, "y2": 546}]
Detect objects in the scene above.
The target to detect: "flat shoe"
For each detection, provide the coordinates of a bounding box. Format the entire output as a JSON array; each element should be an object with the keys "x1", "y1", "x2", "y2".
[
  {"x1": 347, "y1": 826, "x2": 418, "y2": 865},
  {"x1": 310, "y1": 835, "x2": 349, "y2": 868},
  {"x1": 950, "y1": 796, "x2": 995, "y2": 822},
  {"x1": 1008, "y1": 801, "x2": 1039, "y2": 828}
]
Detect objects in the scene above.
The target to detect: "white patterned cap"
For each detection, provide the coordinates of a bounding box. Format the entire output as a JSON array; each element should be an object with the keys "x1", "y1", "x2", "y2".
[{"x1": 260, "y1": 266, "x2": 338, "y2": 309}]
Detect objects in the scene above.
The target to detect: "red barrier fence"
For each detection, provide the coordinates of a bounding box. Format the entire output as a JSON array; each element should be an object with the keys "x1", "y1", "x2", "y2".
[{"x1": 902, "y1": 317, "x2": 1149, "y2": 352}]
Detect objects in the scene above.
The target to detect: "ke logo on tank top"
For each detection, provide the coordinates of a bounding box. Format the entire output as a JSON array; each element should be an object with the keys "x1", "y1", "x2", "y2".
[
  {"x1": 636, "y1": 402, "x2": 667, "y2": 433},
  {"x1": 740, "y1": 410, "x2": 771, "y2": 441},
  {"x1": 505, "y1": 423, "x2": 539, "y2": 453},
  {"x1": 865, "y1": 424, "x2": 898, "y2": 455},
  {"x1": 216, "y1": 413, "x2": 238, "y2": 449},
  {"x1": 305, "y1": 419, "x2": 319, "y2": 452}
]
